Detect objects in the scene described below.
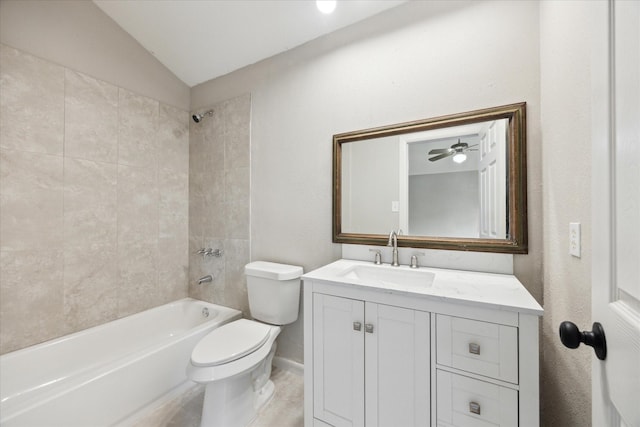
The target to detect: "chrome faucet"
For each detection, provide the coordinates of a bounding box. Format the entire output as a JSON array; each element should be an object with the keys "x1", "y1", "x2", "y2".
[
  {"x1": 198, "y1": 275, "x2": 213, "y2": 285},
  {"x1": 387, "y1": 230, "x2": 401, "y2": 267}
]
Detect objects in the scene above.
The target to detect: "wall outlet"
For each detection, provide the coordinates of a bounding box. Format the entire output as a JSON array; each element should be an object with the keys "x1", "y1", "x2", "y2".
[
  {"x1": 391, "y1": 201, "x2": 399, "y2": 212},
  {"x1": 569, "y1": 222, "x2": 581, "y2": 258}
]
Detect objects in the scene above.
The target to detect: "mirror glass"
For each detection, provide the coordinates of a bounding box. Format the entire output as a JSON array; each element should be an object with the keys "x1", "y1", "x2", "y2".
[{"x1": 333, "y1": 103, "x2": 527, "y2": 253}]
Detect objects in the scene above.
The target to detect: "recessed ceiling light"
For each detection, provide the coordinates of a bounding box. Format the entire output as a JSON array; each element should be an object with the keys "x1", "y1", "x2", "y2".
[{"x1": 316, "y1": 0, "x2": 337, "y2": 14}]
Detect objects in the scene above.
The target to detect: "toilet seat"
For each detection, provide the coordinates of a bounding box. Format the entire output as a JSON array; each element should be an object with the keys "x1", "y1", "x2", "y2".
[{"x1": 191, "y1": 319, "x2": 271, "y2": 367}]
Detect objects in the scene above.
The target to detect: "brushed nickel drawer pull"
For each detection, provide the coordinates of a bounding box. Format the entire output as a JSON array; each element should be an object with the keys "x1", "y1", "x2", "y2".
[
  {"x1": 353, "y1": 322, "x2": 362, "y2": 331},
  {"x1": 365, "y1": 324, "x2": 374, "y2": 334},
  {"x1": 469, "y1": 342, "x2": 481, "y2": 355},
  {"x1": 469, "y1": 401, "x2": 481, "y2": 415}
]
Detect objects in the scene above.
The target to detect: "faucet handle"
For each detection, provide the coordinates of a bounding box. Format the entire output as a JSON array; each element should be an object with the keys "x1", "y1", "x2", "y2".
[
  {"x1": 369, "y1": 249, "x2": 382, "y2": 265},
  {"x1": 410, "y1": 252, "x2": 426, "y2": 269},
  {"x1": 410, "y1": 255, "x2": 418, "y2": 268}
]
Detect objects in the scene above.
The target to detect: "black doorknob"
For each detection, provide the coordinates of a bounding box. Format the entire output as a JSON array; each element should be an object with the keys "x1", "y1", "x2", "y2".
[{"x1": 559, "y1": 321, "x2": 607, "y2": 360}]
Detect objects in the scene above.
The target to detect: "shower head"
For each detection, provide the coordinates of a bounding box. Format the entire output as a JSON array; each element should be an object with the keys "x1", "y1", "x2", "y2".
[{"x1": 192, "y1": 110, "x2": 213, "y2": 123}]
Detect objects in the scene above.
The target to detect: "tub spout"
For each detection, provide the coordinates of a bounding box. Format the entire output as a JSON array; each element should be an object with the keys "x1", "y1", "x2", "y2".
[{"x1": 198, "y1": 275, "x2": 213, "y2": 285}]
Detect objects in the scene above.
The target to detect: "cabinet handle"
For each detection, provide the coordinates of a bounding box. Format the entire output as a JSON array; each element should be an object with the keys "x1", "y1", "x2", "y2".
[
  {"x1": 469, "y1": 401, "x2": 481, "y2": 415},
  {"x1": 353, "y1": 322, "x2": 362, "y2": 331},
  {"x1": 365, "y1": 324, "x2": 374, "y2": 334},
  {"x1": 468, "y1": 342, "x2": 481, "y2": 355}
]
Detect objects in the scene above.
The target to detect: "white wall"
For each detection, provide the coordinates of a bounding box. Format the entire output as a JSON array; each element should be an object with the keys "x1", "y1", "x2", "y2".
[
  {"x1": 192, "y1": 0, "x2": 542, "y2": 364},
  {"x1": 540, "y1": 1, "x2": 592, "y2": 425}
]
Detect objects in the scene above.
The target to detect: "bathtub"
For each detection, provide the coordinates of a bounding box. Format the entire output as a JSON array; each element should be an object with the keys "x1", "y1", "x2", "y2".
[{"x1": 0, "y1": 298, "x2": 241, "y2": 427}]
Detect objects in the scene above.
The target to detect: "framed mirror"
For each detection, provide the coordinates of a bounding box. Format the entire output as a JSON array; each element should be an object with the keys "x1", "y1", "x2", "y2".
[{"x1": 333, "y1": 102, "x2": 527, "y2": 253}]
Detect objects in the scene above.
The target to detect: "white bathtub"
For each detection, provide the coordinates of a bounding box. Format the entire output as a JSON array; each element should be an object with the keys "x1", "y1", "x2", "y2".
[{"x1": 0, "y1": 298, "x2": 241, "y2": 427}]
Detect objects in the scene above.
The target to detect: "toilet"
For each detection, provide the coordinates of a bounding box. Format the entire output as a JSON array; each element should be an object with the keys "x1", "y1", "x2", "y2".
[{"x1": 186, "y1": 261, "x2": 303, "y2": 427}]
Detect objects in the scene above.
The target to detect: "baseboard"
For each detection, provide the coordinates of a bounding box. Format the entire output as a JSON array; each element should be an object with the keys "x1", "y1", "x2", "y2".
[{"x1": 273, "y1": 356, "x2": 304, "y2": 376}]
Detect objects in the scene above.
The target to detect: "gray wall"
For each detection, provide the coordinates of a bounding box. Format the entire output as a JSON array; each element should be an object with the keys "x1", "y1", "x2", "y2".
[
  {"x1": 409, "y1": 172, "x2": 479, "y2": 238},
  {"x1": 192, "y1": 0, "x2": 542, "y2": 369}
]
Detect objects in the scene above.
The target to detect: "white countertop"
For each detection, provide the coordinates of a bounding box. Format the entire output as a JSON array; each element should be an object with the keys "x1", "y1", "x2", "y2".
[{"x1": 302, "y1": 259, "x2": 543, "y2": 316}]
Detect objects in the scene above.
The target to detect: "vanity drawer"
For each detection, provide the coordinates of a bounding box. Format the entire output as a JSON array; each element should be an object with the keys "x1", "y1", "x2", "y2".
[
  {"x1": 436, "y1": 370, "x2": 518, "y2": 427},
  {"x1": 436, "y1": 314, "x2": 518, "y2": 383}
]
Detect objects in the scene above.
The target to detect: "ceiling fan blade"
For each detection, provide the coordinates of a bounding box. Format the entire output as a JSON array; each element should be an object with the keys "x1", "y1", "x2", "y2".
[
  {"x1": 428, "y1": 152, "x2": 454, "y2": 162},
  {"x1": 428, "y1": 148, "x2": 454, "y2": 155},
  {"x1": 465, "y1": 144, "x2": 479, "y2": 149}
]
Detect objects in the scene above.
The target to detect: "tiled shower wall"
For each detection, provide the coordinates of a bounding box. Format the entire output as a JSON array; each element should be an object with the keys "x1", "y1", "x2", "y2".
[
  {"x1": 188, "y1": 95, "x2": 251, "y2": 315},
  {"x1": 0, "y1": 44, "x2": 190, "y2": 354}
]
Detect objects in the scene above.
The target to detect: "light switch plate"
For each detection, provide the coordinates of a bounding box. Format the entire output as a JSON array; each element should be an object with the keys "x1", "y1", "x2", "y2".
[{"x1": 570, "y1": 222, "x2": 581, "y2": 258}]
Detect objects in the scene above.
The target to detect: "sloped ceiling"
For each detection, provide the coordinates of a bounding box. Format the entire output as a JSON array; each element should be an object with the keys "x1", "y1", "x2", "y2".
[{"x1": 93, "y1": 0, "x2": 407, "y2": 87}]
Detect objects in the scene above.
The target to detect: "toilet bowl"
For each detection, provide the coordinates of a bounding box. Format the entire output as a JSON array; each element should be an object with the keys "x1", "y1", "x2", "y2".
[{"x1": 187, "y1": 261, "x2": 303, "y2": 427}]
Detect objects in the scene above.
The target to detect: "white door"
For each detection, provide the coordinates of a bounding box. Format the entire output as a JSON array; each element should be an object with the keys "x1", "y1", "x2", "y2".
[
  {"x1": 591, "y1": 1, "x2": 640, "y2": 426},
  {"x1": 478, "y1": 119, "x2": 507, "y2": 239},
  {"x1": 364, "y1": 303, "x2": 430, "y2": 427}
]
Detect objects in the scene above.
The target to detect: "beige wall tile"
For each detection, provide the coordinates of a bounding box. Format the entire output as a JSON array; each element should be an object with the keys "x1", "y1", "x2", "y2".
[
  {"x1": 63, "y1": 243, "x2": 118, "y2": 333},
  {"x1": 160, "y1": 170, "x2": 188, "y2": 239},
  {"x1": 0, "y1": 44, "x2": 64, "y2": 155},
  {"x1": 225, "y1": 200, "x2": 250, "y2": 240},
  {"x1": 118, "y1": 89, "x2": 159, "y2": 168},
  {"x1": 224, "y1": 94, "x2": 251, "y2": 133},
  {"x1": 0, "y1": 149, "x2": 63, "y2": 251},
  {"x1": 225, "y1": 127, "x2": 250, "y2": 169},
  {"x1": 158, "y1": 236, "x2": 189, "y2": 304},
  {"x1": 159, "y1": 104, "x2": 189, "y2": 174},
  {"x1": 117, "y1": 164, "x2": 158, "y2": 244},
  {"x1": 225, "y1": 167, "x2": 249, "y2": 202},
  {"x1": 0, "y1": 249, "x2": 64, "y2": 353},
  {"x1": 64, "y1": 70, "x2": 118, "y2": 163},
  {"x1": 223, "y1": 238, "x2": 250, "y2": 314},
  {"x1": 63, "y1": 158, "x2": 118, "y2": 333},
  {"x1": 117, "y1": 241, "x2": 159, "y2": 317},
  {"x1": 0, "y1": 45, "x2": 190, "y2": 355},
  {"x1": 64, "y1": 158, "x2": 117, "y2": 244},
  {"x1": 188, "y1": 95, "x2": 252, "y2": 316},
  {"x1": 117, "y1": 164, "x2": 159, "y2": 316}
]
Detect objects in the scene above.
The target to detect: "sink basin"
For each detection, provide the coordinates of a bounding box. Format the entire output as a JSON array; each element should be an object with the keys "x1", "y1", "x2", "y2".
[{"x1": 337, "y1": 264, "x2": 435, "y2": 288}]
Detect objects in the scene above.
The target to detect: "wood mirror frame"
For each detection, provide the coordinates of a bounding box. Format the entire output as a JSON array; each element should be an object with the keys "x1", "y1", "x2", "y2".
[{"x1": 332, "y1": 102, "x2": 527, "y2": 253}]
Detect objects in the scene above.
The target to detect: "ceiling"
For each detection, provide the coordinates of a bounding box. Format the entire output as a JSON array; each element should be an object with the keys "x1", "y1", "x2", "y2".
[{"x1": 93, "y1": 0, "x2": 407, "y2": 87}]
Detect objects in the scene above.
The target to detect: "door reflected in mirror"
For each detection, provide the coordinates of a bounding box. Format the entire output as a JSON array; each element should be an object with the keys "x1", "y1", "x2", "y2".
[{"x1": 333, "y1": 103, "x2": 527, "y2": 253}]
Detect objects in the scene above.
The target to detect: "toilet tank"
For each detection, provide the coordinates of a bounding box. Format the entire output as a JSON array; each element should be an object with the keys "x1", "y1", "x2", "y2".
[{"x1": 245, "y1": 261, "x2": 303, "y2": 325}]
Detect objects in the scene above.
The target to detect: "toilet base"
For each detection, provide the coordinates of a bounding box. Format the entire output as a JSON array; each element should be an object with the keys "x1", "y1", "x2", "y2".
[{"x1": 199, "y1": 345, "x2": 277, "y2": 427}]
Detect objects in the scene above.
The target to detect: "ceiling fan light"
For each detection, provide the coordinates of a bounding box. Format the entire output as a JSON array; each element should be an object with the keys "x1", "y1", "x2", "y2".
[{"x1": 452, "y1": 152, "x2": 467, "y2": 163}]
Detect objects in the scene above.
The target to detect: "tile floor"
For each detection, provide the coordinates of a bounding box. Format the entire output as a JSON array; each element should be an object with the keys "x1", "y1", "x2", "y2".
[{"x1": 131, "y1": 367, "x2": 303, "y2": 427}]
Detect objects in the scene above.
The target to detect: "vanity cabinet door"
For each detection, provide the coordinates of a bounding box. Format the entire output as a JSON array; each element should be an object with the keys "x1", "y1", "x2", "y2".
[
  {"x1": 365, "y1": 303, "x2": 430, "y2": 427},
  {"x1": 312, "y1": 293, "x2": 430, "y2": 427},
  {"x1": 313, "y1": 293, "x2": 365, "y2": 427}
]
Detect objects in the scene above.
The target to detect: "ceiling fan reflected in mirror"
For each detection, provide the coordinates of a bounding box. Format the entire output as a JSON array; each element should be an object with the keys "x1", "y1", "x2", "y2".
[{"x1": 428, "y1": 139, "x2": 478, "y2": 163}]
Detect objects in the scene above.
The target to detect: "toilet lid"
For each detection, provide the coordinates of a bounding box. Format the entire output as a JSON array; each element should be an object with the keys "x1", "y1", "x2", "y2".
[{"x1": 191, "y1": 319, "x2": 272, "y2": 367}]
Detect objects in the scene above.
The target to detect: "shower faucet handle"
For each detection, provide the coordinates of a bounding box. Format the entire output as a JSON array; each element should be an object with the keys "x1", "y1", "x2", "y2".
[
  {"x1": 196, "y1": 248, "x2": 224, "y2": 257},
  {"x1": 206, "y1": 248, "x2": 223, "y2": 257}
]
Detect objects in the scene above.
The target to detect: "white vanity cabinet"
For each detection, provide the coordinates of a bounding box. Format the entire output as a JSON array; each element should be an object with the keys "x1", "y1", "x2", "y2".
[
  {"x1": 312, "y1": 293, "x2": 430, "y2": 427},
  {"x1": 303, "y1": 260, "x2": 543, "y2": 427}
]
